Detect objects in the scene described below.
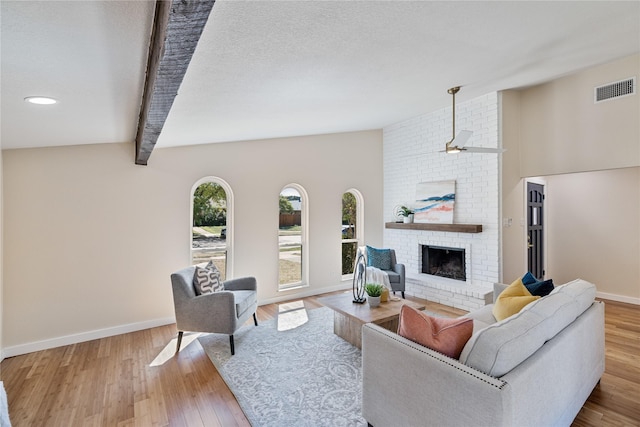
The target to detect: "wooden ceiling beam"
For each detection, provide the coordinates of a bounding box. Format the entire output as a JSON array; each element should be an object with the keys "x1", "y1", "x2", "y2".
[{"x1": 135, "y1": 0, "x2": 215, "y2": 166}]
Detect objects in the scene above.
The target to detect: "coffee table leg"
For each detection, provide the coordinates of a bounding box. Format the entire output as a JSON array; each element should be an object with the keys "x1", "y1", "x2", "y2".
[
  {"x1": 333, "y1": 311, "x2": 363, "y2": 349},
  {"x1": 375, "y1": 316, "x2": 399, "y2": 333}
]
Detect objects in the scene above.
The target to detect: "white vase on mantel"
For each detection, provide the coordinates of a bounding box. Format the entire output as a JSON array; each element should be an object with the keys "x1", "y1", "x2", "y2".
[{"x1": 403, "y1": 214, "x2": 414, "y2": 224}]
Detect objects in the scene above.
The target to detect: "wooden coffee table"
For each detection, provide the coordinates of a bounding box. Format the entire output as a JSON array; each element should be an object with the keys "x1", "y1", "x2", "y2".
[{"x1": 317, "y1": 293, "x2": 425, "y2": 349}]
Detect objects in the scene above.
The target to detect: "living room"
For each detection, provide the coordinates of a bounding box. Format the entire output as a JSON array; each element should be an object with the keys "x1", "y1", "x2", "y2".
[{"x1": 1, "y1": 1, "x2": 639, "y2": 425}]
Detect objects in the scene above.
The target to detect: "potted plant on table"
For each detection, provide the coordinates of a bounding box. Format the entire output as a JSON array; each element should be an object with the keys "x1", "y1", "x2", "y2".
[
  {"x1": 399, "y1": 205, "x2": 414, "y2": 223},
  {"x1": 364, "y1": 283, "x2": 385, "y2": 307}
]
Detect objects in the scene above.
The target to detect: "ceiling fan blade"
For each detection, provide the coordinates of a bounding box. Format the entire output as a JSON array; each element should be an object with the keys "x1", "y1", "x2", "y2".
[
  {"x1": 462, "y1": 146, "x2": 506, "y2": 153},
  {"x1": 452, "y1": 130, "x2": 473, "y2": 147}
]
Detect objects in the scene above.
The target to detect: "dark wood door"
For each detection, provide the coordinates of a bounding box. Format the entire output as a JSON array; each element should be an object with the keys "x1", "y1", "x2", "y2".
[{"x1": 527, "y1": 182, "x2": 545, "y2": 279}]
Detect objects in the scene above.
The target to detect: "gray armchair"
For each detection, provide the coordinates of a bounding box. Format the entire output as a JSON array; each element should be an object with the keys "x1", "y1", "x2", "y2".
[
  {"x1": 386, "y1": 249, "x2": 406, "y2": 299},
  {"x1": 358, "y1": 246, "x2": 406, "y2": 299},
  {"x1": 171, "y1": 266, "x2": 258, "y2": 355}
]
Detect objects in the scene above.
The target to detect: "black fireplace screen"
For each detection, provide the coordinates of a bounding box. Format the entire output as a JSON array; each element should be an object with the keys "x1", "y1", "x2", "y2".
[{"x1": 422, "y1": 245, "x2": 466, "y2": 281}]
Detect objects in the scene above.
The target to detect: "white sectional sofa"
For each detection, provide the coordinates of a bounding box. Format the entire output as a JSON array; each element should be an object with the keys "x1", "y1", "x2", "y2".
[{"x1": 362, "y1": 279, "x2": 604, "y2": 427}]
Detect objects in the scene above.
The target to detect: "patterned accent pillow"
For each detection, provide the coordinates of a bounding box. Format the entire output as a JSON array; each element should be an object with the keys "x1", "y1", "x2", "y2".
[
  {"x1": 193, "y1": 261, "x2": 224, "y2": 295},
  {"x1": 366, "y1": 245, "x2": 392, "y2": 270},
  {"x1": 397, "y1": 305, "x2": 473, "y2": 359}
]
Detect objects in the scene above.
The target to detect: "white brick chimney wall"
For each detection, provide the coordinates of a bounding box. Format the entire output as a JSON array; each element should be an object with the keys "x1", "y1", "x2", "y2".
[{"x1": 383, "y1": 92, "x2": 501, "y2": 310}]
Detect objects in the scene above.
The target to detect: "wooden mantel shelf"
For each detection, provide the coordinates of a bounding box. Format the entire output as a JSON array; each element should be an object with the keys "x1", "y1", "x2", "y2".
[{"x1": 385, "y1": 222, "x2": 483, "y2": 233}]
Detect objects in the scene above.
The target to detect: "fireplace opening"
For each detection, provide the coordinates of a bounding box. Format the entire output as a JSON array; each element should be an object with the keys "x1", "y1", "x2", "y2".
[{"x1": 421, "y1": 245, "x2": 466, "y2": 281}]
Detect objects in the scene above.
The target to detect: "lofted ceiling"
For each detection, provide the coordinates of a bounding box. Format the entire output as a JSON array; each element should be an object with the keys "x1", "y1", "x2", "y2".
[{"x1": 2, "y1": 1, "x2": 639, "y2": 155}]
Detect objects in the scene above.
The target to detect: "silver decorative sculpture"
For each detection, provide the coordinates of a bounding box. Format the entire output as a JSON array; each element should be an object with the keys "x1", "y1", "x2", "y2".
[{"x1": 352, "y1": 251, "x2": 367, "y2": 303}]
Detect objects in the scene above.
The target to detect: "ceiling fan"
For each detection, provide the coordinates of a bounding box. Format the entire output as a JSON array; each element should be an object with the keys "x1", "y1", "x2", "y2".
[{"x1": 443, "y1": 86, "x2": 505, "y2": 154}]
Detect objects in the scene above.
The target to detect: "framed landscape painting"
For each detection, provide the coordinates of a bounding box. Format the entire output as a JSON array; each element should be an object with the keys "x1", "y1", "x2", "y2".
[{"x1": 414, "y1": 180, "x2": 456, "y2": 224}]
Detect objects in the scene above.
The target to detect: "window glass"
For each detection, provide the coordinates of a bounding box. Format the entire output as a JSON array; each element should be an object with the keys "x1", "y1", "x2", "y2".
[
  {"x1": 342, "y1": 190, "x2": 361, "y2": 276},
  {"x1": 192, "y1": 181, "x2": 228, "y2": 279},
  {"x1": 279, "y1": 187, "x2": 303, "y2": 289}
]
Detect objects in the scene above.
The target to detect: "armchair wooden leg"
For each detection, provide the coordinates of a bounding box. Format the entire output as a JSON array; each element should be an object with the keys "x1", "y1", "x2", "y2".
[
  {"x1": 229, "y1": 335, "x2": 235, "y2": 355},
  {"x1": 253, "y1": 312, "x2": 258, "y2": 326},
  {"x1": 401, "y1": 291, "x2": 405, "y2": 299},
  {"x1": 175, "y1": 331, "x2": 184, "y2": 354}
]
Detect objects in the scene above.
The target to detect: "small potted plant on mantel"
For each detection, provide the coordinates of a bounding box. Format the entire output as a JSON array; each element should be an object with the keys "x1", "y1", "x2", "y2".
[
  {"x1": 364, "y1": 283, "x2": 385, "y2": 307},
  {"x1": 400, "y1": 205, "x2": 414, "y2": 223}
]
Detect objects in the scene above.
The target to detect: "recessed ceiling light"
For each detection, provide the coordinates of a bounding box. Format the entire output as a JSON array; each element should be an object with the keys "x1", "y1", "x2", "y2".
[{"x1": 24, "y1": 96, "x2": 58, "y2": 105}]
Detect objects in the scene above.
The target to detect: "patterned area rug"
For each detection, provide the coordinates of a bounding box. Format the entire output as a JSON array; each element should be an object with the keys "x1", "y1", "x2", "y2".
[{"x1": 198, "y1": 307, "x2": 367, "y2": 427}]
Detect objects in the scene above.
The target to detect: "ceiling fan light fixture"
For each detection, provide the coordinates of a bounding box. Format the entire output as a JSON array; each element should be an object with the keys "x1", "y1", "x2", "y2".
[
  {"x1": 24, "y1": 96, "x2": 57, "y2": 105},
  {"x1": 443, "y1": 87, "x2": 505, "y2": 154},
  {"x1": 446, "y1": 146, "x2": 462, "y2": 154}
]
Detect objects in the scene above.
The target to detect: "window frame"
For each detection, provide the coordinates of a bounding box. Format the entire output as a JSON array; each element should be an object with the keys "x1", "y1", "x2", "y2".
[
  {"x1": 190, "y1": 177, "x2": 234, "y2": 278},
  {"x1": 341, "y1": 188, "x2": 364, "y2": 281},
  {"x1": 278, "y1": 183, "x2": 309, "y2": 291}
]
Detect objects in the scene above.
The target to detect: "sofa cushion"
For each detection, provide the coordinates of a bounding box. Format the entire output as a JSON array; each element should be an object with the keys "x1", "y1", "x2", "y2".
[
  {"x1": 385, "y1": 270, "x2": 400, "y2": 283},
  {"x1": 492, "y1": 282, "x2": 508, "y2": 303},
  {"x1": 397, "y1": 305, "x2": 473, "y2": 359},
  {"x1": 492, "y1": 278, "x2": 540, "y2": 321},
  {"x1": 460, "y1": 279, "x2": 597, "y2": 377},
  {"x1": 463, "y1": 304, "x2": 496, "y2": 331},
  {"x1": 366, "y1": 245, "x2": 392, "y2": 270}
]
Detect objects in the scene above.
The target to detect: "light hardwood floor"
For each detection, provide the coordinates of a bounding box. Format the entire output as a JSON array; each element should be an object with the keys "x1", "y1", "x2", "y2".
[{"x1": 1, "y1": 293, "x2": 638, "y2": 426}]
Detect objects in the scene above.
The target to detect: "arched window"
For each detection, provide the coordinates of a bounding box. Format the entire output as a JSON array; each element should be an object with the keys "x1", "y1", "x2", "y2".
[
  {"x1": 278, "y1": 184, "x2": 308, "y2": 290},
  {"x1": 191, "y1": 178, "x2": 233, "y2": 279},
  {"x1": 342, "y1": 189, "x2": 364, "y2": 279}
]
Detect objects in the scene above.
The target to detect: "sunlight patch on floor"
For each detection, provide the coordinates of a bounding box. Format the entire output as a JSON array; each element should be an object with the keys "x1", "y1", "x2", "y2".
[
  {"x1": 150, "y1": 332, "x2": 202, "y2": 366},
  {"x1": 277, "y1": 300, "x2": 309, "y2": 331}
]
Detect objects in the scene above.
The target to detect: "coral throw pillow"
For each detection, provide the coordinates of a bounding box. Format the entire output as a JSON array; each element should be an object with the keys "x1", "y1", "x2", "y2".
[
  {"x1": 397, "y1": 305, "x2": 473, "y2": 359},
  {"x1": 492, "y1": 278, "x2": 540, "y2": 321}
]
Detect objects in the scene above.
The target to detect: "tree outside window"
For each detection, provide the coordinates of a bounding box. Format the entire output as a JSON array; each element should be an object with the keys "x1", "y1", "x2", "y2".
[
  {"x1": 192, "y1": 181, "x2": 227, "y2": 279},
  {"x1": 342, "y1": 191, "x2": 359, "y2": 275}
]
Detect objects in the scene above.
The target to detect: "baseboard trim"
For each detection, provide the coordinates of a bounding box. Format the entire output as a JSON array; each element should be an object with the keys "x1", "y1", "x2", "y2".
[
  {"x1": 2, "y1": 317, "x2": 176, "y2": 359},
  {"x1": 597, "y1": 291, "x2": 640, "y2": 306}
]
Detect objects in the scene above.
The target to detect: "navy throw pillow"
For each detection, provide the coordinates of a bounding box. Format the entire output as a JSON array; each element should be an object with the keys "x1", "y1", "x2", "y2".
[
  {"x1": 366, "y1": 245, "x2": 392, "y2": 270},
  {"x1": 522, "y1": 271, "x2": 538, "y2": 285},
  {"x1": 525, "y1": 279, "x2": 554, "y2": 297}
]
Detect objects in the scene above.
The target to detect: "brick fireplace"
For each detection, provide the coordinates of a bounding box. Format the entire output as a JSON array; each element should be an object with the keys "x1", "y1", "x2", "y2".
[
  {"x1": 421, "y1": 245, "x2": 467, "y2": 281},
  {"x1": 383, "y1": 92, "x2": 501, "y2": 310}
]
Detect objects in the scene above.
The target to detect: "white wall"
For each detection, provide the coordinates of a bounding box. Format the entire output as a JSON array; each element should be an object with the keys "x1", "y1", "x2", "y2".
[
  {"x1": 546, "y1": 168, "x2": 639, "y2": 303},
  {"x1": 520, "y1": 54, "x2": 639, "y2": 176},
  {"x1": 2, "y1": 130, "x2": 383, "y2": 356},
  {"x1": 383, "y1": 92, "x2": 501, "y2": 292},
  {"x1": 0, "y1": 144, "x2": 4, "y2": 361},
  {"x1": 500, "y1": 90, "x2": 524, "y2": 283},
  {"x1": 502, "y1": 54, "x2": 640, "y2": 303}
]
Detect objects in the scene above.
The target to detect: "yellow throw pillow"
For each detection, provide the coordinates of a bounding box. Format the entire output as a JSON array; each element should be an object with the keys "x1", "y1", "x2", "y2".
[{"x1": 492, "y1": 278, "x2": 540, "y2": 321}]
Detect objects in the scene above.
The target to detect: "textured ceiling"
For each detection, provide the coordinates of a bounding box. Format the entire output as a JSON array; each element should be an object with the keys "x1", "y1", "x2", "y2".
[
  {"x1": 2, "y1": 1, "x2": 639, "y2": 151},
  {"x1": 1, "y1": 1, "x2": 155, "y2": 149}
]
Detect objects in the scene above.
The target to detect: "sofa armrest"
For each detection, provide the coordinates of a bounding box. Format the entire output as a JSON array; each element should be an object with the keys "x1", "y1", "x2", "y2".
[
  {"x1": 362, "y1": 323, "x2": 511, "y2": 427},
  {"x1": 178, "y1": 291, "x2": 237, "y2": 334},
  {"x1": 223, "y1": 276, "x2": 257, "y2": 292}
]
